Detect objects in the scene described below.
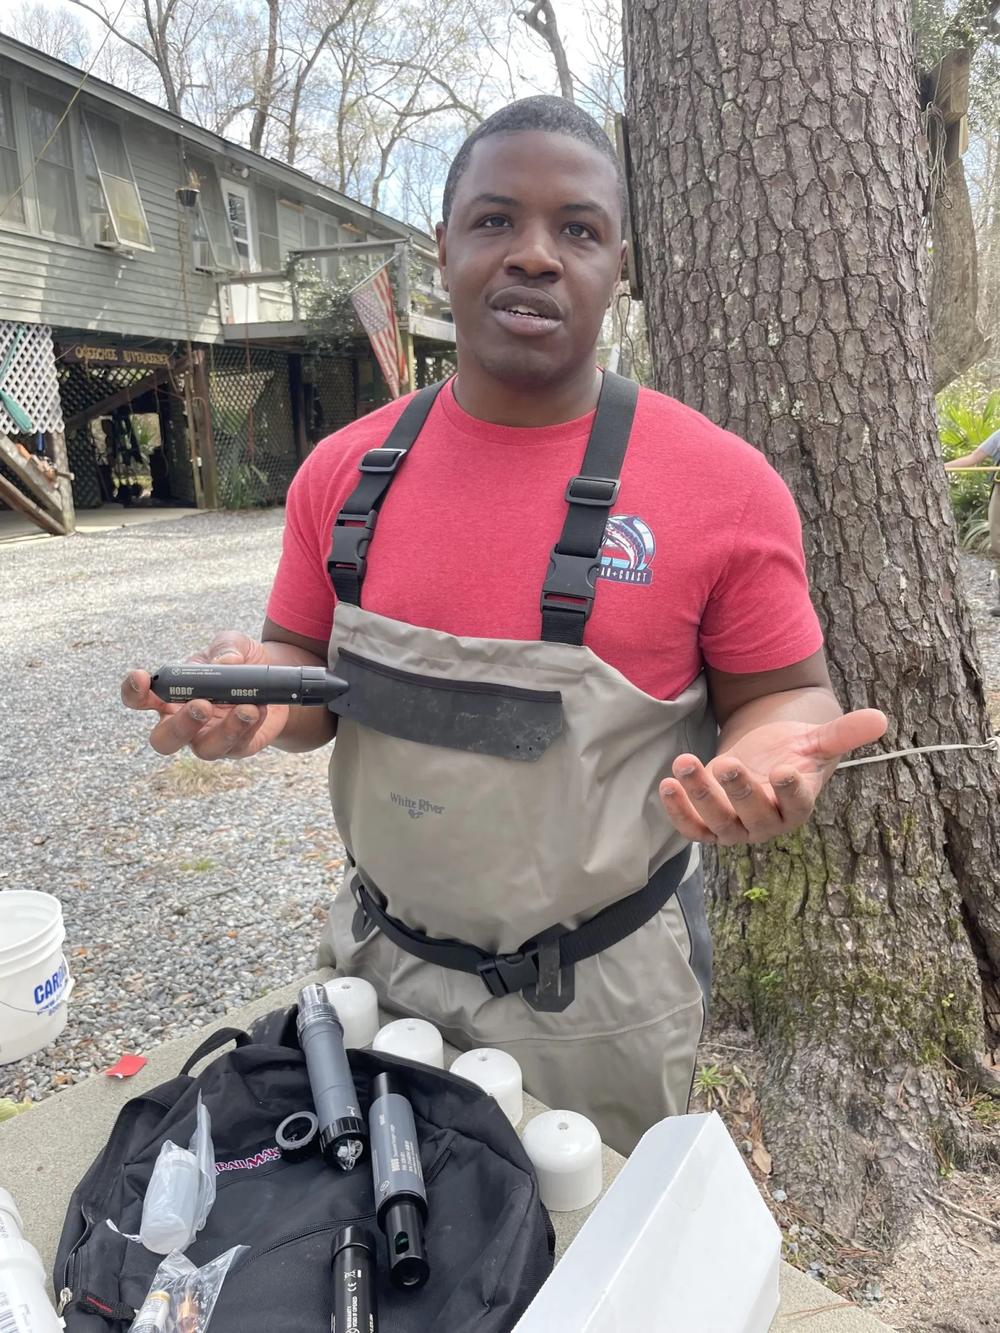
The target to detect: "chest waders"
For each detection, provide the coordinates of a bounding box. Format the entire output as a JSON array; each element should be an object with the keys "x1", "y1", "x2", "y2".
[{"x1": 318, "y1": 372, "x2": 717, "y2": 1154}]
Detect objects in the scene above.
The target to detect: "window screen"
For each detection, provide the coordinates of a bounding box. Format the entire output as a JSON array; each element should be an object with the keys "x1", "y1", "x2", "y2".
[
  {"x1": 0, "y1": 79, "x2": 24, "y2": 225},
  {"x1": 26, "y1": 90, "x2": 79, "y2": 238},
  {"x1": 82, "y1": 113, "x2": 151, "y2": 247},
  {"x1": 254, "y1": 185, "x2": 281, "y2": 270},
  {"x1": 188, "y1": 156, "x2": 238, "y2": 270}
]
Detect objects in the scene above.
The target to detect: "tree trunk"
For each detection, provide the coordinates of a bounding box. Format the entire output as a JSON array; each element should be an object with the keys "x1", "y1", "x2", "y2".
[
  {"x1": 929, "y1": 156, "x2": 990, "y2": 391},
  {"x1": 922, "y1": 49, "x2": 990, "y2": 390},
  {"x1": 249, "y1": 0, "x2": 280, "y2": 154},
  {"x1": 624, "y1": 0, "x2": 1000, "y2": 1240}
]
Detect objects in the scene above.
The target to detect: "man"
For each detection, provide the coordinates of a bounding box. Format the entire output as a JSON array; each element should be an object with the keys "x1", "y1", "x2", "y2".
[
  {"x1": 945, "y1": 427, "x2": 1000, "y2": 615},
  {"x1": 123, "y1": 98, "x2": 887, "y2": 1154}
]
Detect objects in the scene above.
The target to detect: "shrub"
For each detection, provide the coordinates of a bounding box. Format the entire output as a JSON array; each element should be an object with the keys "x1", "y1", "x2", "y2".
[{"x1": 938, "y1": 387, "x2": 1000, "y2": 540}]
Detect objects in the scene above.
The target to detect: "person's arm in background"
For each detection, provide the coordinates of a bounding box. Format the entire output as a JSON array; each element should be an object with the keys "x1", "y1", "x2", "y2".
[
  {"x1": 945, "y1": 444, "x2": 990, "y2": 471},
  {"x1": 945, "y1": 428, "x2": 1000, "y2": 471}
]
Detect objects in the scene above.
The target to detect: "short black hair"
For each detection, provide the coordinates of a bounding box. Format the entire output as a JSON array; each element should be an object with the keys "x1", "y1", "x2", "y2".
[{"x1": 441, "y1": 95, "x2": 627, "y2": 227}]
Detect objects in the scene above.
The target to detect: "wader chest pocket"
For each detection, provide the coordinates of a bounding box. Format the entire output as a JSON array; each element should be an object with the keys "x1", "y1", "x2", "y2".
[{"x1": 333, "y1": 649, "x2": 563, "y2": 760}]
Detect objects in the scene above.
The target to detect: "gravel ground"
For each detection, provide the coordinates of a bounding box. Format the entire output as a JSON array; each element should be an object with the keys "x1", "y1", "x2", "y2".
[
  {"x1": 1, "y1": 510, "x2": 341, "y2": 1103},
  {"x1": 2, "y1": 518, "x2": 999, "y2": 1107}
]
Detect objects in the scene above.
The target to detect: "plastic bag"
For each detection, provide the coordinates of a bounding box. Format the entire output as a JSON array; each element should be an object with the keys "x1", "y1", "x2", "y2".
[
  {"x1": 128, "y1": 1245, "x2": 246, "y2": 1333},
  {"x1": 190, "y1": 1096, "x2": 216, "y2": 1233},
  {"x1": 139, "y1": 1096, "x2": 216, "y2": 1254}
]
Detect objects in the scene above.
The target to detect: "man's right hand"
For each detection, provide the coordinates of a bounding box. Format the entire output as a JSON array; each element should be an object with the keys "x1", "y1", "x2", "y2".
[{"x1": 122, "y1": 632, "x2": 289, "y2": 761}]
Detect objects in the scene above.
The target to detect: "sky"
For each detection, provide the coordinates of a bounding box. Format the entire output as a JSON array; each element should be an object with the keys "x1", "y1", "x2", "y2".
[{"x1": 11, "y1": 0, "x2": 619, "y2": 226}]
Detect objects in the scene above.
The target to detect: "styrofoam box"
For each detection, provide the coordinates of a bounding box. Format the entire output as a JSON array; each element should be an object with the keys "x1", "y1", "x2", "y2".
[{"x1": 513, "y1": 1112, "x2": 781, "y2": 1333}]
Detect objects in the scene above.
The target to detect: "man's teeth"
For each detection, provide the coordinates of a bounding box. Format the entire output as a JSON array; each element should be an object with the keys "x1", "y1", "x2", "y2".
[{"x1": 508, "y1": 305, "x2": 544, "y2": 316}]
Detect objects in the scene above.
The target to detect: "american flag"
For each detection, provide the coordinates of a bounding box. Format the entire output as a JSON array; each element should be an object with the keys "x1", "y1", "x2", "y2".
[{"x1": 350, "y1": 262, "x2": 408, "y2": 398}]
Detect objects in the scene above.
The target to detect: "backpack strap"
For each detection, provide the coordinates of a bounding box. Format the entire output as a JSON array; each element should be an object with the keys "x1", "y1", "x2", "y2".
[
  {"x1": 327, "y1": 381, "x2": 447, "y2": 605},
  {"x1": 178, "y1": 1026, "x2": 252, "y2": 1077},
  {"x1": 540, "y1": 371, "x2": 639, "y2": 645}
]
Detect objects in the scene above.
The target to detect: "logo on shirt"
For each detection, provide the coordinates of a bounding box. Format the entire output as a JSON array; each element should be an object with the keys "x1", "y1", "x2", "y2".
[{"x1": 597, "y1": 515, "x2": 655, "y2": 586}]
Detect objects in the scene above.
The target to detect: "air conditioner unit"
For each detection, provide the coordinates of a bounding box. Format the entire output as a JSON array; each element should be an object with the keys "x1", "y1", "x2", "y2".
[
  {"x1": 94, "y1": 214, "x2": 132, "y2": 255},
  {"x1": 193, "y1": 239, "x2": 228, "y2": 274}
]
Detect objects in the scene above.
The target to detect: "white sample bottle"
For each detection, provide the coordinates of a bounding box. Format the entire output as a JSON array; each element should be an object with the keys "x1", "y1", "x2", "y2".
[
  {"x1": 139, "y1": 1142, "x2": 203, "y2": 1254},
  {"x1": 0, "y1": 1187, "x2": 63, "y2": 1332}
]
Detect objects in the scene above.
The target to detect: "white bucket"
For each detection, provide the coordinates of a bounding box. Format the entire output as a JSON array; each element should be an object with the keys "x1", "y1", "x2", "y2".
[{"x1": 0, "y1": 892, "x2": 74, "y2": 1065}]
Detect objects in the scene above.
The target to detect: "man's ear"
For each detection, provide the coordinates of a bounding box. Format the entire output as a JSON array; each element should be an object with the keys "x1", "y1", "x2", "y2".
[{"x1": 436, "y1": 221, "x2": 448, "y2": 292}]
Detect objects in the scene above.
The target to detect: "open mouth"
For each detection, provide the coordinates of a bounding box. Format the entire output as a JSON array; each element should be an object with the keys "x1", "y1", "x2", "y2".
[{"x1": 489, "y1": 289, "x2": 563, "y2": 337}]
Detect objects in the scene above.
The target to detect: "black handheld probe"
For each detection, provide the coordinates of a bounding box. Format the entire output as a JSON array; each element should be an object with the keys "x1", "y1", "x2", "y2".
[{"x1": 149, "y1": 664, "x2": 348, "y2": 707}]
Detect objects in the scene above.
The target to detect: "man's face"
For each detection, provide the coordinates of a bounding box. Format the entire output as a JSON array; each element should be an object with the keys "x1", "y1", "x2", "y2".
[{"x1": 437, "y1": 130, "x2": 625, "y2": 390}]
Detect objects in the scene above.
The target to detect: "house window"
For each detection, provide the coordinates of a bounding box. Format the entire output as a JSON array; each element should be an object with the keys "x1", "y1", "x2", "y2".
[
  {"x1": 26, "y1": 90, "x2": 79, "y2": 239},
  {"x1": 254, "y1": 186, "x2": 281, "y2": 270},
  {"x1": 187, "y1": 156, "x2": 238, "y2": 271},
  {"x1": 322, "y1": 218, "x2": 341, "y2": 283},
  {"x1": 219, "y1": 180, "x2": 253, "y2": 271},
  {"x1": 81, "y1": 113, "x2": 151, "y2": 249},
  {"x1": 301, "y1": 211, "x2": 343, "y2": 282},
  {"x1": 0, "y1": 79, "x2": 24, "y2": 226}
]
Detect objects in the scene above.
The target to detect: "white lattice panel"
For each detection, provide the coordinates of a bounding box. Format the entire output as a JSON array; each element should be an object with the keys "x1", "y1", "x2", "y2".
[{"x1": 0, "y1": 321, "x2": 64, "y2": 435}]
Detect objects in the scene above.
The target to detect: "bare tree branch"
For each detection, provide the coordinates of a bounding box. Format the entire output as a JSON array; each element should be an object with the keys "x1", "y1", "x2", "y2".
[{"x1": 517, "y1": 0, "x2": 574, "y2": 101}]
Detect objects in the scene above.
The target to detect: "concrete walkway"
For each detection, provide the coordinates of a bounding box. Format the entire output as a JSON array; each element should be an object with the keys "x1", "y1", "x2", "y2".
[
  {"x1": 0, "y1": 973, "x2": 897, "y2": 1332},
  {"x1": 0, "y1": 503, "x2": 203, "y2": 545}
]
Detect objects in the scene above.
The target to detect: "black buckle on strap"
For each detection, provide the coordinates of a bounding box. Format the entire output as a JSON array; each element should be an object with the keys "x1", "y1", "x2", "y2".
[
  {"x1": 328, "y1": 510, "x2": 377, "y2": 577},
  {"x1": 565, "y1": 475, "x2": 620, "y2": 507},
  {"x1": 539, "y1": 549, "x2": 599, "y2": 617},
  {"x1": 359, "y1": 447, "x2": 406, "y2": 474},
  {"x1": 476, "y1": 948, "x2": 541, "y2": 998}
]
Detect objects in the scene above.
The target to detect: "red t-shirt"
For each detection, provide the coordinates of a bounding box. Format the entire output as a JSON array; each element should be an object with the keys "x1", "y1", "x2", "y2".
[{"x1": 267, "y1": 380, "x2": 823, "y2": 700}]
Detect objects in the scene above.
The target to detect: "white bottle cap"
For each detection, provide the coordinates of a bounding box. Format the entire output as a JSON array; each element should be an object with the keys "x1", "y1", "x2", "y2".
[
  {"x1": 323, "y1": 976, "x2": 380, "y2": 1049},
  {"x1": 371, "y1": 1017, "x2": 444, "y2": 1068},
  {"x1": 521, "y1": 1109, "x2": 603, "y2": 1212},
  {"x1": 450, "y1": 1048, "x2": 524, "y2": 1126}
]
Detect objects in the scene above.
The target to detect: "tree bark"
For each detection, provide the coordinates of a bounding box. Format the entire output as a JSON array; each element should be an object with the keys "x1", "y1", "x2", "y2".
[
  {"x1": 249, "y1": 0, "x2": 280, "y2": 154},
  {"x1": 922, "y1": 48, "x2": 990, "y2": 390},
  {"x1": 624, "y1": 0, "x2": 1000, "y2": 1240},
  {"x1": 929, "y1": 156, "x2": 990, "y2": 390}
]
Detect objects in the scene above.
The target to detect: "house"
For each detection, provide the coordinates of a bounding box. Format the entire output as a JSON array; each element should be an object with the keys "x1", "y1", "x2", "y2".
[{"x1": 0, "y1": 32, "x2": 455, "y2": 535}]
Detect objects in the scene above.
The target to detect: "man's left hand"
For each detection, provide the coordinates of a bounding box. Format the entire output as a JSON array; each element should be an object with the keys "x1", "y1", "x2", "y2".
[{"x1": 659, "y1": 709, "x2": 888, "y2": 846}]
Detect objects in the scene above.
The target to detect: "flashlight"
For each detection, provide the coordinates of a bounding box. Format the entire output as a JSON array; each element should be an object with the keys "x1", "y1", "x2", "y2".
[
  {"x1": 149, "y1": 664, "x2": 348, "y2": 707},
  {"x1": 297, "y1": 984, "x2": 367, "y2": 1172}
]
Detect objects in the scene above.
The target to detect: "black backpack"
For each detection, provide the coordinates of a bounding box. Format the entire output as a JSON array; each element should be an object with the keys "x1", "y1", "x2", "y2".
[{"x1": 55, "y1": 1006, "x2": 554, "y2": 1331}]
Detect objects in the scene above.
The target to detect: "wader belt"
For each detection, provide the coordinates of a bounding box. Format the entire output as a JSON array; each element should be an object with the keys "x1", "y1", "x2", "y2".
[
  {"x1": 351, "y1": 847, "x2": 691, "y2": 1013},
  {"x1": 327, "y1": 371, "x2": 640, "y2": 647}
]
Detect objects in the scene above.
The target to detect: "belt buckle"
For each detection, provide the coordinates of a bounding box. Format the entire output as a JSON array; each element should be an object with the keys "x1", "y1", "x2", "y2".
[{"x1": 476, "y1": 948, "x2": 540, "y2": 998}]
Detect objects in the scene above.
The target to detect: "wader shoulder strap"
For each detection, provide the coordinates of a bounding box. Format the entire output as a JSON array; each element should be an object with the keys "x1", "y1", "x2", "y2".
[
  {"x1": 327, "y1": 380, "x2": 447, "y2": 604},
  {"x1": 540, "y1": 370, "x2": 640, "y2": 646},
  {"x1": 351, "y1": 846, "x2": 691, "y2": 1014}
]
